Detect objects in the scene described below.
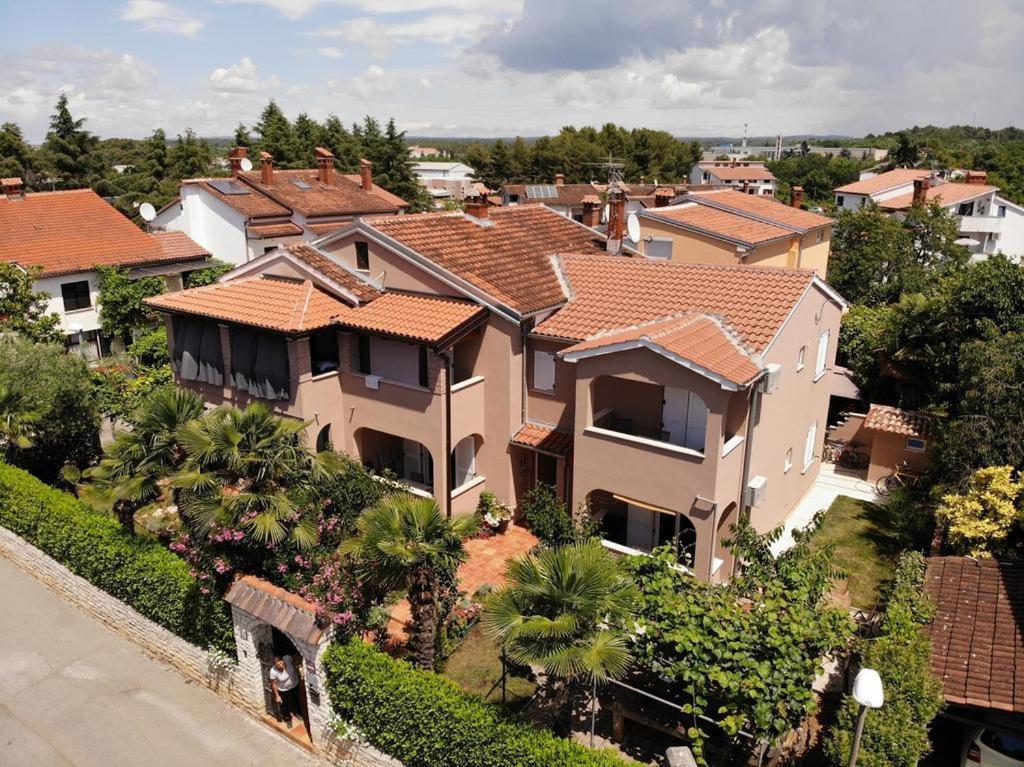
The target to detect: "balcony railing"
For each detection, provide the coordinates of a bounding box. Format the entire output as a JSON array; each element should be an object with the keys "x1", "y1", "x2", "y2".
[{"x1": 957, "y1": 215, "x2": 1003, "y2": 234}]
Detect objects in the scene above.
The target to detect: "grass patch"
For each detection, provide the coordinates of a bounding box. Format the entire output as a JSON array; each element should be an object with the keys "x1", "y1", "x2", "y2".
[
  {"x1": 810, "y1": 495, "x2": 902, "y2": 609},
  {"x1": 442, "y1": 625, "x2": 536, "y2": 706}
]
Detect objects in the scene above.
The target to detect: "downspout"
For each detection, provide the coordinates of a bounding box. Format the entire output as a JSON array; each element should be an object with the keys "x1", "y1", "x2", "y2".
[
  {"x1": 441, "y1": 349, "x2": 453, "y2": 518},
  {"x1": 520, "y1": 323, "x2": 528, "y2": 425},
  {"x1": 732, "y1": 374, "x2": 764, "y2": 579}
]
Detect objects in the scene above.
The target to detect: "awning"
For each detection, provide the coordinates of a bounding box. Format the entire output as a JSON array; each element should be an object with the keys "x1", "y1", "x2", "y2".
[
  {"x1": 510, "y1": 423, "x2": 574, "y2": 457},
  {"x1": 831, "y1": 365, "x2": 862, "y2": 400},
  {"x1": 224, "y1": 575, "x2": 323, "y2": 645}
]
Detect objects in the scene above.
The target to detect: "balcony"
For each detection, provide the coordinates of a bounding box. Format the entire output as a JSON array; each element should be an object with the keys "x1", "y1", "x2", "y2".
[
  {"x1": 450, "y1": 375, "x2": 485, "y2": 443},
  {"x1": 957, "y1": 215, "x2": 1003, "y2": 234}
]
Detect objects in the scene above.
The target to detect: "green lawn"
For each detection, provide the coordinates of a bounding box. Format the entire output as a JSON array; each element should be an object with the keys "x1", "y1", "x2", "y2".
[
  {"x1": 442, "y1": 626, "x2": 536, "y2": 706},
  {"x1": 810, "y1": 495, "x2": 902, "y2": 609}
]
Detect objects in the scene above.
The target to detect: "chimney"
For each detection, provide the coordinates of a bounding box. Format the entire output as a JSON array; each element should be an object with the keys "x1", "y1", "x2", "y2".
[
  {"x1": 790, "y1": 185, "x2": 804, "y2": 209},
  {"x1": 965, "y1": 170, "x2": 988, "y2": 186},
  {"x1": 465, "y1": 197, "x2": 489, "y2": 220},
  {"x1": 606, "y1": 190, "x2": 625, "y2": 253},
  {"x1": 912, "y1": 177, "x2": 930, "y2": 206},
  {"x1": 581, "y1": 195, "x2": 600, "y2": 227},
  {"x1": 554, "y1": 173, "x2": 564, "y2": 187},
  {"x1": 741, "y1": 180, "x2": 750, "y2": 194},
  {"x1": 654, "y1": 187, "x2": 673, "y2": 207},
  {"x1": 259, "y1": 152, "x2": 274, "y2": 185},
  {"x1": 359, "y1": 158, "x2": 373, "y2": 191},
  {"x1": 228, "y1": 147, "x2": 248, "y2": 178},
  {"x1": 314, "y1": 147, "x2": 334, "y2": 186},
  {"x1": 1, "y1": 177, "x2": 24, "y2": 200}
]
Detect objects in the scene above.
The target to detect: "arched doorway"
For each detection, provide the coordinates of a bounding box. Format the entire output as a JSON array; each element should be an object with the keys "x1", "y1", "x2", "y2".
[
  {"x1": 259, "y1": 628, "x2": 310, "y2": 737},
  {"x1": 315, "y1": 424, "x2": 331, "y2": 452}
]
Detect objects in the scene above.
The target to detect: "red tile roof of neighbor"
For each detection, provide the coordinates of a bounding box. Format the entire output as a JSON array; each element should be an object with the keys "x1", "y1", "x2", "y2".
[
  {"x1": 0, "y1": 189, "x2": 208, "y2": 277},
  {"x1": 284, "y1": 242, "x2": 381, "y2": 302},
  {"x1": 510, "y1": 423, "x2": 574, "y2": 457},
  {"x1": 689, "y1": 189, "x2": 834, "y2": 230},
  {"x1": 238, "y1": 169, "x2": 405, "y2": 218},
  {"x1": 334, "y1": 292, "x2": 485, "y2": 344},
  {"x1": 700, "y1": 164, "x2": 776, "y2": 182},
  {"x1": 864, "y1": 404, "x2": 933, "y2": 438},
  {"x1": 151, "y1": 230, "x2": 211, "y2": 261},
  {"x1": 834, "y1": 168, "x2": 932, "y2": 195},
  {"x1": 503, "y1": 183, "x2": 605, "y2": 207},
  {"x1": 365, "y1": 205, "x2": 608, "y2": 315},
  {"x1": 535, "y1": 253, "x2": 818, "y2": 352},
  {"x1": 649, "y1": 203, "x2": 795, "y2": 246},
  {"x1": 247, "y1": 221, "x2": 304, "y2": 238},
  {"x1": 879, "y1": 182, "x2": 999, "y2": 211},
  {"x1": 189, "y1": 179, "x2": 290, "y2": 218},
  {"x1": 924, "y1": 557, "x2": 1024, "y2": 713}
]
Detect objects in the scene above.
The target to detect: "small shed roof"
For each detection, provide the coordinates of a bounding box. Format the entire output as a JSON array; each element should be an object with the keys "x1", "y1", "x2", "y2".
[
  {"x1": 224, "y1": 575, "x2": 323, "y2": 645},
  {"x1": 864, "y1": 404, "x2": 933, "y2": 438}
]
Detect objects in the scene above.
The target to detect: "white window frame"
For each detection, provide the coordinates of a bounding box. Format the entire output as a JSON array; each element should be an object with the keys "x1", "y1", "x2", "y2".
[
  {"x1": 905, "y1": 437, "x2": 927, "y2": 453},
  {"x1": 814, "y1": 330, "x2": 829, "y2": 380},
  {"x1": 784, "y1": 448, "x2": 793, "y2": 473},
  {"x1": 803, "y1": 422, "x2": 818, "y2": 472},
  {"x1": 533, "y1": 350, "x2": 556, "y2": 392},
  {"x1": 645, "y1": 237, "x2": 673, "y2": 260},
  {"x1": 836, "y1": 195, "x2": 845, "y2": 208},
  {"x1": 797, "y1": 345, "x2": 806, "y2": 372}
]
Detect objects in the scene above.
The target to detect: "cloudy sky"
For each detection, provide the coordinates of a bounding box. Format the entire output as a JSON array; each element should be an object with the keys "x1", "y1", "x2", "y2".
[{"x1": 1, "y1": 0, "x2": 1022, "y2": 142}]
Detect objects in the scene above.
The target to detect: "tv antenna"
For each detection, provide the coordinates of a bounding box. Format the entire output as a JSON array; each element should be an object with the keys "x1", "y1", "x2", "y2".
[{"x1": 584, "y1": 154, "x2": 627, "y2": 190}]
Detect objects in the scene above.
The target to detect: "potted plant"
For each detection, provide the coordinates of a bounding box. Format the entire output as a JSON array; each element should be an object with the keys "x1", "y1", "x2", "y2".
[{"x1": 477, "y1": 491, "x2": 512, "y2": 534}]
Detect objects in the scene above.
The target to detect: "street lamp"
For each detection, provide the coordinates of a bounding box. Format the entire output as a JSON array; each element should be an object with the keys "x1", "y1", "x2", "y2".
[{"x1": 847, "y1": 668, "x2": 884, "y2": 767}]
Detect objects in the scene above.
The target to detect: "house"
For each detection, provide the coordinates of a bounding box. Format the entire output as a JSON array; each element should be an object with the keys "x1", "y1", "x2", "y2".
[
  {"x1": 632, "y1": 187, "x2": 834, "y2": 274},
  {"x1": 502, "y1": 176, "x2": 606, "y2": 221},
  {"x1": 152, "y1": 147, "x2": 407, "y2": 267},
  {"x1": 827, "y1": 404, "x2": 933, "y2": 483},
  {"x1": 411, "y1": 162, "x2": 479, "y2": 204},
  {"x1": 146, "y1": 200, "x2": 845, "y2": 582},
  {"x1": 834, "y1": 169, "x2": 1024, "y2": 260},
  {"x1": 408, "y1": 145, "x2": 441, "y2": 159},
  {"x1": 0, "y1": 178, "x2": 210, "y2": 358},
  {"x1": 689, "y1": 161, "x2": 777, "y2": 196}
]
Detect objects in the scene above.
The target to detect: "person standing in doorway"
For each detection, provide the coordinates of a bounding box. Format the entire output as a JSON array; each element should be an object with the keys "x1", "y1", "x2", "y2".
[{"x1": 269, "y1": 654, "x2": 301, "y2": 729}]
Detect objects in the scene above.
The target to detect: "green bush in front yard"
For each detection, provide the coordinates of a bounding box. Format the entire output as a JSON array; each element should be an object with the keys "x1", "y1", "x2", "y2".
[
  {"x1": 0, "y1": 461, "x2": 234, "y2": 651},
  {"x1": 322, "y1": 638, "x2": 630, "y2": 767}
]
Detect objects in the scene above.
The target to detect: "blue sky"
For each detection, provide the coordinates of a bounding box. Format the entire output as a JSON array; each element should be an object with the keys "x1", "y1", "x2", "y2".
[{"x1": 2, "y1": 0, "x2": 1022, "y2": 142}]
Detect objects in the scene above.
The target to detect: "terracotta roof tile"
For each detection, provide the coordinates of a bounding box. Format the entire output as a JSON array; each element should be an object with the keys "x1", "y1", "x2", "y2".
[
  {"x1": 365, "y1": 206, "x2": 608, "y2": 315},
  {"x1": 336, "y1": 292, "x2": 485, "y2": 344},
  {"x1": 247, "y1": 221, "x2": 304, "y2": 238},
  {"x1": 339, "y1": 174, "x2": 409, "y2": 209},
  {"x1": 239, "y1": 169, "x2": 404, "y2": 218},
  {"x1": 689, "y1": 189, "x2": 834, "y2": 230},
  {"x1": 189, "y1": 179, "x2": 290, "y2": 218},
  {"x1": 510, "y1": 423, "x2": 574, "y2": 457},
  {"x1": 834, "y1": 168, "x2": 932, "y2": 195},
  {"x1": 924, "y1": 557, "x2": 1024, "y2": 713},
  {"x1": 145, "y1": 275, "x2": 351, "y2": 333},
  {"x1": 225, "y1": 575, "x2": 322, "y2": 644},
  {"x1": 283, "y1": 242, "x2": 380, "y2": 303},
  {"x1": 699, "y1": 164, "x2": 776, "y2": 182},
  {"x1": 503, "y1": 183, "x2": 604, "y2": 207},
  {"x1": 306, "y1": 221, "x2": 349, "y2": 236},
  {"x1": 646, "y1": 203, "x2": 794, "y2": 246},
  {"x1": 0, "y1": 189, "x2": 203, "y2": 277},
  {"x1": 864, "y1": 404, "x2": 933, "y2": 438},
  {"x1": 561, "y1": 313, "x2": 762, "y2": 385},
  {"x1": 536, "y1": 253, "x2": 816, "y2": 352},
  {"x1": 879, "y1": 182, "x2": 999, "y2": 211},
  {"x1": 151, "y1": 230, "x2": 211, "y2": 262}
]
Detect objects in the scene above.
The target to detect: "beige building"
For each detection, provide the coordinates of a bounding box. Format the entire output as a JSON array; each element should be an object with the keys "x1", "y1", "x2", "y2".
[
  {"x1": 633, "y1": 188, "x2": 834, "y2": 274},
  {"x1": 147, "y1": 202, "x2": 845, "y2": 581}
]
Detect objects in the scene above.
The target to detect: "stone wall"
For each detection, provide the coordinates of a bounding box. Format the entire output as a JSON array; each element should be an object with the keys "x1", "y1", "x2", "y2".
[{"x1": 0, "y1": 524, "x2": 399, "y2": 767}]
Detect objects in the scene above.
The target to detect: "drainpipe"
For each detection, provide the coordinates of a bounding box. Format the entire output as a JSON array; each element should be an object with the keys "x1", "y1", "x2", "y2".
[
  {"x1": 732, "y1": 374, "x2": 765, "y2": 579},
  {"x1": 441, "y1": 349, "x2": 453, "y2": 518},
  {"x1": 520, "y1": 323, "x2": 528, "y2": 425}
]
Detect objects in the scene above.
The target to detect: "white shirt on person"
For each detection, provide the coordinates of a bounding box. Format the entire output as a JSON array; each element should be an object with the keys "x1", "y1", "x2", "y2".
[{"x1": 269, "y1": 656, "x2": 299, "y2": 692}]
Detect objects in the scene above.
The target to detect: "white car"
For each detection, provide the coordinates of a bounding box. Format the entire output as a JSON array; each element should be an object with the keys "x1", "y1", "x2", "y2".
[{"x1": 964, "y1": 727, "x2": 1024, "y2": 765}]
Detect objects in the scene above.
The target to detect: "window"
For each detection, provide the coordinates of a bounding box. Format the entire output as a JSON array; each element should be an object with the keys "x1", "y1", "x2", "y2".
[
  {"x1": 906, "y1": 437, "x2": 927, "y2": 452},
  {"x1": 263, "y1": 246, "x2": 276, "y2": 255},
  {"x1": 645, "y1": 238, "x2": 673, "y2": 260},
  {"x1": 803, "y1": 422, "x2": 818, "y2": 471},
  {"x1": 957, "y1": 201, "x2": 975, "y2": 216},
  {"x1": 418, "y1": 346, "x2": 429, "y2": 388},
  {"x1": 355, "y1": 241, "x2": 370, "y2": 271},
  {"x1": 533, "y1": 350, "x2": 556, "y2": 392},
  {"x1": 309, "y1": 328, "x2": 339, "y2": 374},
  {"x1": 836, "y1": 195, "x2": 844, "y2": 208},
  {"x1": 998, "y1": 204, "x2": 1007, "y2": 218},
  {"x1": 797, "y1": 345, "x2": 806, "y2": 371},
  {"x1": 61, "y1": 280, "x2": 91, "y2": 312},
  {"x1": 661, "y1": 387, "x2": 707, "y2": 453},
  {"x1": 784, "y1": 448, "x2": 793, "y2": 473},
  {"x1": 452, "y1": 435, "x2": 477, "y2": 487},
  {"x1": 816, "y1": 228, "x2": 824, "y2": 243},
  {"x1": 815, "y1": 330, "x2": 829, "y2": 379},
  {"x1": 357, "y1": 333, "x2": 371, "y2": 374},
  {"x1": 316, "y1": 425, "x2": 332, "y2": 452}
]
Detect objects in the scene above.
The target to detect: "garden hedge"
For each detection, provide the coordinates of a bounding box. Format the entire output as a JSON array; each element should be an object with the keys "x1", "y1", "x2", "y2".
[
  {"x1": 323, "y1": 638, "x2": 631, "y2": 767},
  {"x1": 0, "y1": 462, "x2": 234, "y2": 651}
]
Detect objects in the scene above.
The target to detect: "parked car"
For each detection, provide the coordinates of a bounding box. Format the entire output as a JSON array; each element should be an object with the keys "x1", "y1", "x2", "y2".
[{"x1": 963, "y1": 727, "x2": 1024, "y2": 765}]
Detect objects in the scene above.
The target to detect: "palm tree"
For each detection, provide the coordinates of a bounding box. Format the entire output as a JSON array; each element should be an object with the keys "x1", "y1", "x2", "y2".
[
  {"x1": 0, "y1": 384, "x2": 40, "y2": 451},
  {"x1": 482, "y1": 540, "x2": 637, "y2": 719},
  {"x1": 340, "y1": 494, "x2": 477, "y2": 669},
  {"x1": 85, "y1": 386, "x2": 205, "y2": 531},
  {"x1": 172, "y1": 401, "x2": 341, "y2": 550}
]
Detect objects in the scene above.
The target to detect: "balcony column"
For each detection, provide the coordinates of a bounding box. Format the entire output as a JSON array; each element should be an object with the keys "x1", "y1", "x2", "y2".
[{"x1": 218, "y1": 324, "x2": 232, "y2": 398}]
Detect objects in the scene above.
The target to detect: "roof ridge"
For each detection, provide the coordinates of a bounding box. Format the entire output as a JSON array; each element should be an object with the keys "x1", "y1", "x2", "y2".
[{"x1": 559, "y1": 251, "x2": 816, "y2": 277}]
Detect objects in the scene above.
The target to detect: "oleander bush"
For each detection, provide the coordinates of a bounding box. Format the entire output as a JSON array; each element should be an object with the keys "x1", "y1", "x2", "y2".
[
  {"x1": 0, "y1": 461, "x2": 234, "y2": 651},
  {"x1": 322, "y1": 638, "x2": 630, "y2": 767}
]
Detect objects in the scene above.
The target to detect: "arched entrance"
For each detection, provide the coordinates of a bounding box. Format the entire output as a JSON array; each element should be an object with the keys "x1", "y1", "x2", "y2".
[{"x1": 587, "y1": 490, "x2": 697, "y2": 567}]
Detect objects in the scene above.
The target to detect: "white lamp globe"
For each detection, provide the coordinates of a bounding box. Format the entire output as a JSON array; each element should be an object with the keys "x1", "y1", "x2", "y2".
[{"x1": 852, "y1": 668, "x2": 884, "y2": 709}]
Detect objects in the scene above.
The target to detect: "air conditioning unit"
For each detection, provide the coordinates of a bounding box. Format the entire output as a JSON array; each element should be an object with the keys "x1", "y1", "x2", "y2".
[
  {"x1": 364, "y1": 374, "x2": 381, "y2": 390},
  {"x1": 744, "y1": 475, "x2": 767, "y2": 507},
  {"x1": 757, "y1": 363, "x2": 782, "y2": 394}
]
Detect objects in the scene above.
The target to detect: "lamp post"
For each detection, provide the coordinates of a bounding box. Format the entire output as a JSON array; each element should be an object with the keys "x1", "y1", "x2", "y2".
[{"x1": 847, "y1": 668, "x2": 884, "y2": 767}]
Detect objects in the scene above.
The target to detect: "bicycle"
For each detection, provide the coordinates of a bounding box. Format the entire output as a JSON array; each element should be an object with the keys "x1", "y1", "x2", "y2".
[
  {"x1": 823, "y1": 439, "x2": 869, "y2": 470},
  {"x1": 875, "y1": 461, "x2": 921, "y2": 496}
]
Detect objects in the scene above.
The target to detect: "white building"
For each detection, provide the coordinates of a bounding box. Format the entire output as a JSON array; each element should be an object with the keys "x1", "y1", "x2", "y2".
[
  {"x1": 411, "y1": 162, "x2": 478, "y2": 205},
  {"x1": 689, "y1": 161, "x2": 776, "y2": 196},
  {"x1": 153, "y1": 147, "x2": 407, "y2": 267}
]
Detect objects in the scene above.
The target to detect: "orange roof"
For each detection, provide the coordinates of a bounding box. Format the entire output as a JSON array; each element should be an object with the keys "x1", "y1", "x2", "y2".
[
  {"x1": 280, "y1": 243, "x2": 380, "y2": 302},
  {"x1": 510, "y1": 423, "x2": 574, "y2": 457},
  {"x1": 336, "y1": 292, "x2": 485, "y2": 344},
  {"x1": 864, "y1": 404, "x2": 933, "y2": 438},
  {"x1": 536, "y1": 254, "x2": 818, "y2": 352},
  {"x1": 690, "y1": 189, "x2": 834, "y2": 230},
  {"x1": 247, "y1": 220, "x2": 303, "y2": 238},
  {"x1": 239, "y1": 169, "x2": 405, "y2": 218},
  {"x1": 648, "y1": 203, "x2": 794, "y2": 246},
  {"x1": 305, "y1": 221, "x2": 349, "y2": 236},
  {"x1": 878, "y1": 182, "x2": 998, "y2": 211},
  {"x1": 0, "y1": 189, "x2": 206, "y2": 277},
  {"x1": 364, "y1": 206, "x2": 608, "y2": 315},
  {"x1": 561, "y1": 313, "x2": 761, "y2": 385},
  {"x1": 151, "y1": 230, "x2": 210, "y2": 262},
  {"x1": 503, "y1": 183, "x2": 605, "y2": 206},
  {"x1": 834, "y1": 168, "x2": 931, "y2": 195},
  {"x1": 700, "y1": 165, "x2": 776, "y2": 182},
  {"x1": 186, "y1": 178, "x2": 290, "y2": 218},
  {"x1": 145, "y1": 275, "x2": 351, "y2": 333}
]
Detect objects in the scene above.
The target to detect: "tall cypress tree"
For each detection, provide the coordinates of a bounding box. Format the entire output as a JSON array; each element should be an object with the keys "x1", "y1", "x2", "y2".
[
  {"x1": 254, "y1": 100, "x2": 299, "y2": 166},
  {"x1": 40, "y1": 94, "x2": 99, "y2": 189}
]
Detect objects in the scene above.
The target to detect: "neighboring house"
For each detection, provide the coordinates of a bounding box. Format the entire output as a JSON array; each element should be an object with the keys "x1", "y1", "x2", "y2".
[
  {"x1": 412, "y1": 162, "x2": 474, "y2": 180},
  {"x1": 408, "y1": 145, "x2": 441, "y2": 158},
  {"x1": 146, "y1": 201, "x2": 845, "y2": 582},
  {"x1": 0, "y1": 178, "x2": 210, "y2": 358},
  {"x1": 828, "y1": 404, "x2": 933, "y2": 483},
  {"x1": 503, "y1": 176, "x2": 605, "y2": 221},
  {"x1": 633, "y1": 187, "x2": 834, "y2": 274},
  {"x1": 411, "y1": 162, "x2": 479, "y2": 204},
  {"x1": 152, "y1": 147, "x2": 407, "y2": 267},
  {"x1": 834, "y1": 169, "x2": 1024, "y2": 260},
  {"x1": 689, "y1": 161, "x2": 777, "y2": 196}
]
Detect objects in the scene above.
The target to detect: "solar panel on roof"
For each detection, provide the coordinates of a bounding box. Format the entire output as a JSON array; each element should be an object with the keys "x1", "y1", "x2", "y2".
[
  {"x1": 209, "y1": 180, "x2": 250, "y2": 195},
  {"x1": 525, "y1": 185, "x2": 558, "y2": 199},
  {"x1": 290, "y1": 179, "x2": 312, "y2": 189}
]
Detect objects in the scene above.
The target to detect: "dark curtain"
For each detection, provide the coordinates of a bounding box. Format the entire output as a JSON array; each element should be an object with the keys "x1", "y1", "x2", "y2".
[
  {"x1": 172, "y1": 316, "x2": 223, "y2": 385},
  {"x1": 230, "y1": 327, "x2": 256, "y2": 392},
  {"x1": 230, "y1": 327, "x2": 290, "y2": 400},
  {"x1": 197, "y1": 321, "x2": 224, "y2": 386}
]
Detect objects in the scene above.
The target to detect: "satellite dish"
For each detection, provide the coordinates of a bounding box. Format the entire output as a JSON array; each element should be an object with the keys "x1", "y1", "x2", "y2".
[
  {"x1": 626, "y1": 213, "x2": 641, "y2": 243},
  {"x1": 601, "y1": 203, "x2": 610, "y2": 224},
  {"x1": 240, "y1": 157, "x2": 253, "y2": 172},
  {"x1": 139, "y1": 202, "x2": 157, "y2": 222}
]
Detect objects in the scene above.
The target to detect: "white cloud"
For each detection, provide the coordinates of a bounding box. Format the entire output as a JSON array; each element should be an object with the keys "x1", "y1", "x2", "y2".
[
  {"x1": 208, "y1": 57, "x2": 278, "y2": 93},
  {"x1": 100, "y1": 53, "x2": 159, "y2": 92},
  {"x1": 317, "y1": 46, "x2": 343, "y2": 59},
  {"x1": 119, "y1": 1, "x2": 204, "y2": 38},
  {"x1": 351, "y1": 64, "x2": 398, "y2": 100},
  {"x1": 419, "y1": 77, "x2": 432, "y2": 90},
  {"x1": 216, "y1": 0, "x2": 521, "y2": 19},
  {"x1": 308, "y1": 12, "x2": 502, "y2": 59}
]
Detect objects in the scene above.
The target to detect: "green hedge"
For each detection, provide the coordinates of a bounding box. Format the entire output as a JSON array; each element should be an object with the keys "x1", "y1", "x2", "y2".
[
  {"x1": 0, "y1": 462, "x2": 234, "y2": 651},
  {"x1": 323, "y1": 639, "x2": 630, "y2": 767}
]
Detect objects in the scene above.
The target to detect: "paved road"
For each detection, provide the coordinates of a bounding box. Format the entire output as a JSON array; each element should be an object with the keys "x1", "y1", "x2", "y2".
[{"x1": 0, "y1": 555, "x2": 325, "y2": 767}]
